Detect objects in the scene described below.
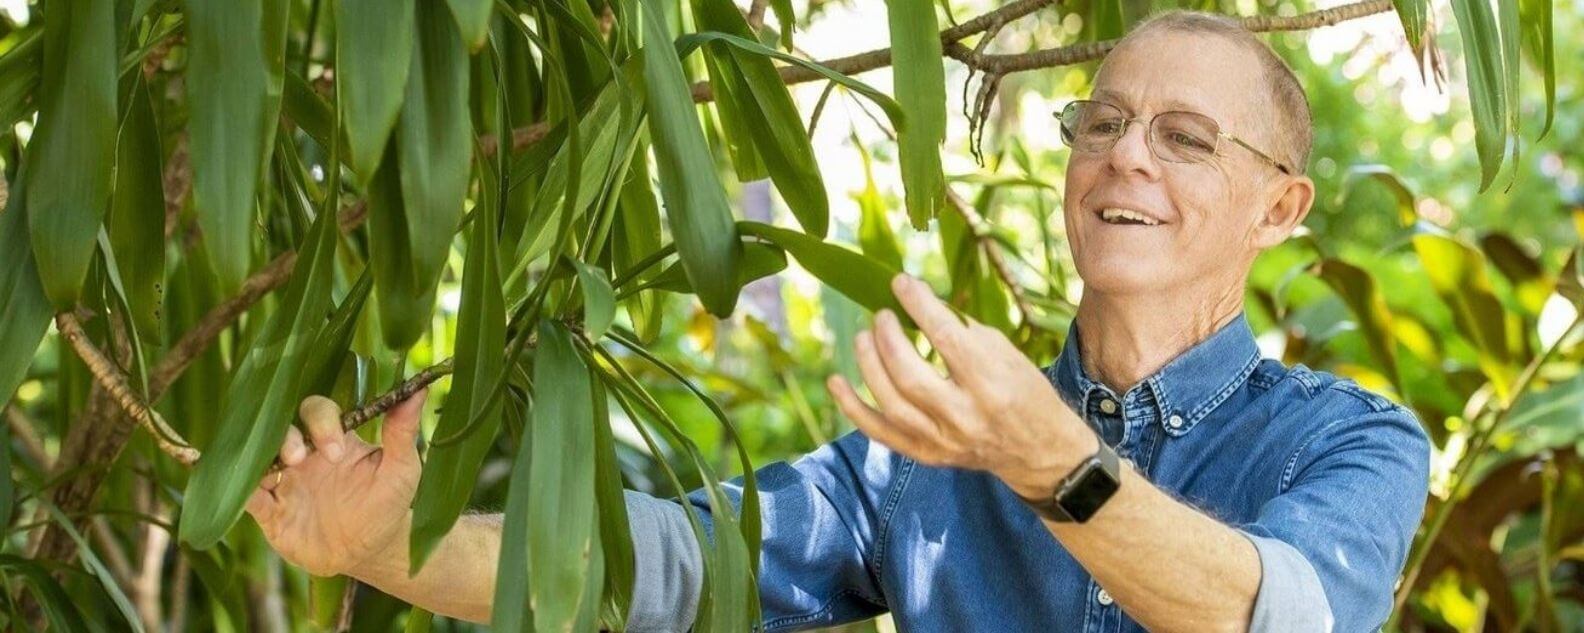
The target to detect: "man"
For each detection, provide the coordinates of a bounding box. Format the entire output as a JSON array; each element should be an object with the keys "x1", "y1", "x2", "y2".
[{"x1": 245, "y1": 11, "x2": 1430, "y2": 632}]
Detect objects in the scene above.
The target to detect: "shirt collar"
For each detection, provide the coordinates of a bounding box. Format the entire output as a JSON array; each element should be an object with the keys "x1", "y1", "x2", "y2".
[{"x1": 1045, "y1": 312, "x2": 1263, "y2": 437}]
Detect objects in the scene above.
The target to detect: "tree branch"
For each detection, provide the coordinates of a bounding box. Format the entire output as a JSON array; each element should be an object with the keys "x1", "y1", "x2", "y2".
[
  {"x1": 54, "y1": 314, "x2": 200, "y2": 466},
  {"x1": 944, "y1": 189, "x2": 1039, "y2": 327}
]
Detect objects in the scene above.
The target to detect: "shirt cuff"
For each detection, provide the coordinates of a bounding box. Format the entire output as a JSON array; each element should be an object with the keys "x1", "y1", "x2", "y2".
[
  {"x1": 1240, "y1": 531, "x2": 1333, "y2": 633},
  {"x1": 623, "y1": 490, "x2": 705, "y2": 632}
]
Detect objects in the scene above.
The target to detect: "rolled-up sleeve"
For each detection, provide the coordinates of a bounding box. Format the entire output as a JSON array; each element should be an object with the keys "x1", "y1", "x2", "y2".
[
  {"x1": 1235, "y1": 402, "x2": 1431, "y2": 632},
  {"x1": 623, "y1": 430, "x2": 904, "y2": 632}
]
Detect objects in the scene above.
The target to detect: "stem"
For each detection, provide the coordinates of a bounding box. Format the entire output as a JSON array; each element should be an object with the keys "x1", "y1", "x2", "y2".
[{"x1": 1387, "y1": 314, "x2": 1584, "y2": 623}]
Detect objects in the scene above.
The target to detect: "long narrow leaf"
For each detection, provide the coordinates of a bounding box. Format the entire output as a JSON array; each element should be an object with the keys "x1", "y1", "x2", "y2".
[
  {"x1": 336, "y1": 0, "x2": 416, "y2": 182},
  {"x1": 640, "y1": 0, "x2": 741, "y2": 317},
  {"x1": 108, "y1": 76, "x2": 166, "y2": 346},
  {"x1": 409, "y1": 193, "x2": 507, "y2": 572},
  {"x1": 739, "y1": 221, "x2": 908, "y2": 321},
  {"x1": 0, "y1": 164, "x2": 53, "y2": 409},
  {"x1": 884, "y1": 0, "x2": 947, "y2": 229},
  {"x1": 185, "y1": 0, "x2": 282, "y2": 291},
  {"x1": 179, "y1": 208, "x2": 340, "y2": 549},
  {"x1": 493, "y1": 322, "x2": 598, "y2": 632},
  {"x1": 1448, "y1": 0, "x2": 1508, "y2": 191},
  {"x1": 447, "y1": 0, "x2": 494, "y2": 51},
  {"x1": 24, "y1": 0, "x2": 116, "y2": 306}
]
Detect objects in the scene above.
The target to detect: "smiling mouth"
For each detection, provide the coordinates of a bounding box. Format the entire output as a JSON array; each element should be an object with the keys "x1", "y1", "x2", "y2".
[{"x1": 1097, "y1": 207, "x2": 1163, "y2": 226}]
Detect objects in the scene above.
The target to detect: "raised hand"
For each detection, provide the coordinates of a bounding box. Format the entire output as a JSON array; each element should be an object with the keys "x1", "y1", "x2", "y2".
[{"x1": 245, "y1": 390, "x2": 427, "y2": 578}]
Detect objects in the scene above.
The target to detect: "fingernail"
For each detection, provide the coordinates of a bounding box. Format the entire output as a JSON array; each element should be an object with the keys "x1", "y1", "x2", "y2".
[{"x1": 324, "y1": 442, "x2": 344, "y2": 463}]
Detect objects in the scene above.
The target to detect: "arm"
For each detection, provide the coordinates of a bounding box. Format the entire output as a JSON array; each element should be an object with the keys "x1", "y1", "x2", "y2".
[
  {"x1": 246, "y1": 392, "x2": 710, "y2": 629},
  {"x1": 827, "y1": 275, "x2": 1412, "y2": 631}
]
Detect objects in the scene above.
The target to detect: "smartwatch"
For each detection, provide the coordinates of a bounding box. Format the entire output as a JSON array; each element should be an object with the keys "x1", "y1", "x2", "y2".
[{"x1": 1016, "y1": 436, "x2": 1122, "y2": 523}]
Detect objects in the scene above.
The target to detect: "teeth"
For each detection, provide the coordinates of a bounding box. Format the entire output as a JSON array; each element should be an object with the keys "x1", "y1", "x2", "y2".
[{"x1": 1100, "y1": 207, "x2": 1160, "y2": 226}]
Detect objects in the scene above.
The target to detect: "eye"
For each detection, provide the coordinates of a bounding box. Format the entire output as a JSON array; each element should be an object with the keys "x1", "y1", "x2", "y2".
[
  {"x1": 1088, "y1": 119, "x2": 1124, "y2": 135},
  {"x1": 1168, "y1": 131, "x2": 1214, "y2": 152}
]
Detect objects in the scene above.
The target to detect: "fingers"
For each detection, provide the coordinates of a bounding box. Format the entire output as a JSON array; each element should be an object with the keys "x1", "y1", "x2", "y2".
[
  {"x1": 826, "y1": 374, "x2": 913, "y2": 451},
  {"x1": 854, "y1": 331, "x2": 937, "y2": 438},
  {"x1": 280, "y1": 425, "x2": 307, "y2": 466},
  {"x1": 890, "y1": 274, "x2": 968, "y2": 356},
  {"x1": 378, "y1": 387, "x2": 427, "y2": 473},
  {"x1": 300, "y1": 395, "x2": 348, "y2": 464},
  {"x1": 246, "y1": 486, "x2": 278, "y2": 525},
  {"x1": 871, "y1": 310, "x2": 960, "y2": 409}
]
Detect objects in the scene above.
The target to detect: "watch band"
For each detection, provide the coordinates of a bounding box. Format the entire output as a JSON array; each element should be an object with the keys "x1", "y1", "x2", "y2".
[{"x1": 1016, "y1": 437, "x2": 1123, "y2": 524}]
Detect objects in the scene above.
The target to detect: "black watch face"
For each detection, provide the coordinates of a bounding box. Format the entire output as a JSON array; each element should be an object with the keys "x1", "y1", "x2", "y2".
[{"x1": 1060, "y1": 466, "x2": 1121, "y2": 523}]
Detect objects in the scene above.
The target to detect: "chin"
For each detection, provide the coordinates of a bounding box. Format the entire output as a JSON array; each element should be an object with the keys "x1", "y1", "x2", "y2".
[{"x1": 1071, "y1": 252, "x2": 1177, "y2": 297}]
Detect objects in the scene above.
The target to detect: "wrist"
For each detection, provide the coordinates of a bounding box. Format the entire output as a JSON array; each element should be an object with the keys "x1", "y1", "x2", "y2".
[
  {"x1": 999, "y1": 424, "x2": 1101, "y2": 500},
  {"x1": 347, "y1": 508, "x2": 415, "y2": 583}
]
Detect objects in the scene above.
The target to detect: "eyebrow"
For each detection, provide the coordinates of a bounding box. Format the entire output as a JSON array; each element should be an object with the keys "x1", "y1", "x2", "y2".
[{"x1": 1091, "y1": 89, "x2": 1213, "y2": 117}]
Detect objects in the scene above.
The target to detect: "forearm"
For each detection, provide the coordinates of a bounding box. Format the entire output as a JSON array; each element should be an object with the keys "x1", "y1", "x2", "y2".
[
  {"x1": 347, "y1": 509, "x2": 502, "y2": 625},
  {"x1": 1043, "y1": 467, "x2": 1260, "y2": 632}
]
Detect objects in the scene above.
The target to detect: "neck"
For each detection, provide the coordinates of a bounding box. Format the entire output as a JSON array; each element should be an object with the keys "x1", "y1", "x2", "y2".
[{"x1": 1074, "y1": 283, "x2": 1245, "y2": 393}]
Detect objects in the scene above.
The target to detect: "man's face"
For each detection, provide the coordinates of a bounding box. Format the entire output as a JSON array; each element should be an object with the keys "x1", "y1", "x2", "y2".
[{"x1": 1062, "y1": 30, "x2": 1295, "y2": 298}]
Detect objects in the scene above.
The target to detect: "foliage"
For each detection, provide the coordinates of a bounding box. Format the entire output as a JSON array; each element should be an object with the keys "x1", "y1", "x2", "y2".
[{"x1": 0, "y1": 0, "x2": 1577, "y2": 630}]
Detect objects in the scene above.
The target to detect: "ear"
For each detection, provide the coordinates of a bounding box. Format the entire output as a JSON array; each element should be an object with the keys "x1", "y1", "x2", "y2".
[{"x1": 1250, "y1": 175, "x2": 1314, "y2": 249}]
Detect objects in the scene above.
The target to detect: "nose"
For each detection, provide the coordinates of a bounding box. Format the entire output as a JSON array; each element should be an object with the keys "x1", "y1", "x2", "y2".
[{"x1": 1104, "y1": 119, "x2": 1162, "y2": 181}]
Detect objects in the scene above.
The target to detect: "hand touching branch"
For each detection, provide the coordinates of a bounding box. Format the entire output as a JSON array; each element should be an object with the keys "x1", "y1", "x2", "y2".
[
  {"x1": 245, "y1": 390, "x2": 428, "y2": 578},
  {"x1": 826, "y1": 274, "x2": 1098, "y2": 500}
]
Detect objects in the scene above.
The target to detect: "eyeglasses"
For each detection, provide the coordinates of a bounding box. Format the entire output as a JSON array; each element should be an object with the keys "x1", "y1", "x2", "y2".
[{"x1": 1053, "y1": 100, "x2": 1293, "y2": 175}]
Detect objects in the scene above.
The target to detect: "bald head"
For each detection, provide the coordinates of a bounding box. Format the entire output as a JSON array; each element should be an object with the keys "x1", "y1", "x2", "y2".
[{"x1": 1111, "y1": 11, "x2": 1313, "y2": 174}]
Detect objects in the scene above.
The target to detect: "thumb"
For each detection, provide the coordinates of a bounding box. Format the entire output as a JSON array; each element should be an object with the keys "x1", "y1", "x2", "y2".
[{"x1": 378, "y1": 387, "x2": 427, "y2": 473}]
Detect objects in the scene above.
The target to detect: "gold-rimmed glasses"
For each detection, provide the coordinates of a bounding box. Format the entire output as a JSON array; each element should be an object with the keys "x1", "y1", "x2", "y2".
[{"x1": 1054, "y1": 100, "x2": 1294, "y2": 175}]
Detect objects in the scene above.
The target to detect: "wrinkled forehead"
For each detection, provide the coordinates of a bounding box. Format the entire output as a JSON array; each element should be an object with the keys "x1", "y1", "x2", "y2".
[{"x1": 1090, "y1": 30, "x2": 1270, "y2": 133}]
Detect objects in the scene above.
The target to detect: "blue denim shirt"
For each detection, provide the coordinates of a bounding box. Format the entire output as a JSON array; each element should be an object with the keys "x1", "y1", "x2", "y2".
[{"x1": 624, "y1": 313, "x2": 1431, "y2": 632}]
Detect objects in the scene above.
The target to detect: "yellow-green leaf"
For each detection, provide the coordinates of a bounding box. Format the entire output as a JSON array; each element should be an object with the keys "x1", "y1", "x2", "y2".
[
  {"x1": 1314, "y1": 258, "x2": 1403, "y2": 395},
  {"x1": 1412, "y1": 234, "x2": 1521, "y2": 402}
]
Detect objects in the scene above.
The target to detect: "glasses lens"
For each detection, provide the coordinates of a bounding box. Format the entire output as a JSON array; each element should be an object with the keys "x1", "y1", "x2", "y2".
[
  {"x1": 1059, "y1": 101, "x2": 1125, "y2": 152},
  {"x1": 1150, "y1": 112, "x2": 1220, "y2": 163}
]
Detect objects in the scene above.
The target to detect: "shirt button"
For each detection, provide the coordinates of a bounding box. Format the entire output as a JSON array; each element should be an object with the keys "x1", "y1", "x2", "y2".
[
  {"x1": 1097, "y1": 588, "x2": 1114, "y2": 606},
  {"x1": 1167, "y1": 414, "x2": 1184, "y2": 429},
  {"x1": 1098, "y1": 398, "x2": 1118, "y2": 414}
]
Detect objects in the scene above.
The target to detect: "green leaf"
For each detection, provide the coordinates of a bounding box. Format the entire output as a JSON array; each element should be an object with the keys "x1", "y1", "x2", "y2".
[
  {"x1": 1411, "y1": 234, "x2": 1521, "y2": 402},
  {"x1": 1392, "y1": 0, "x2": 1430, "y2": 60},
  {"x1": 1518, "y1": 0, "x2": 1554, "y2": 137},
  {"x1": 612, "y1": 149, "x2": 667, "y2": 342},
  {"x1": 283, "y1": 69, "x2": 334, "y2": 151},
  {"x1": 302, "y1": 271, "x2": 374, "y2": 396},
  {"x1": 0, "y1": 555, "x2": 91, "y2": 632},
  {"x1": 336, "y1": 0, "x2": 415, "y2": 182},
  {"x1": 185, "y1": 0, "x2": 283, "y2": 291},
  {"x1": 493, "y1": 322, "x2": 598, "y2": 632},
  {"x1": 24, "y1": 0, "x2": 117, "y2": 307},
  {"x1": 409, "y1": 195, "x2": 506, "y2": 572},
  {"x1": 36, "y1": 500, "x2": 145, "y2": 632},
  {"x1": 0, "y1": 33, "x2": 41, "y2": 130},
  {"x1": 691, "y1": 0, "x2": 828, "y2": 236},
  {"x1": 576, "y1": 262, "x2": 617, "y2": 341},
  {"x1": 1448, "y1": 0, "x2": 1509, "y2": 191},
  {"x1": 640, "y1": 0, "x2": 742, "y2": 317},
  {"x1": 675, "y1": 32, "x2": 905, "y2": 131},
  {"x1": 381, "y1": 0, "x2": 473, "y2": 350},
  {"x1": 589, "y1": 377, "x2": 634, "y2": 629},
  {"x1": 1479, "y1": 232, "x2": 1551, "y2": 314},
  {"x1": 0, "y1": 407, "x2": 11, "y2": 529},
  {"x1": 854, "y1": 138, "x2": 903, "y2": 270},
  {"x1": 739, "y1": 221, "x2": 908, "y2": 321},
  {"x1": 1314, "y1": 258, "x2": 1403, "y2": 395},
  {"x1": 769, "y1": 0, "x2": 795, "y2": 50},
  {"x1": 641, "y1": 241, "x2": 788, "y2": 295},
  {"x1": 0, "y1": 167, "x2": 53, "y2": 408},
  {"x1": 445, "y1": 0, "x2": 493, "y2": 51},
  {"x1": 885, "y1": 0, "x2": 947, "y2": 229},
  {"x1": 1339, "y1": 164, "x2": 1417, "y2": 228},
  {"x1": 108, "y1": 76, "x2": 167, "y2": 346},
  {"x1": 179, "y1": 208, "x2": 340, "y2": 549}
]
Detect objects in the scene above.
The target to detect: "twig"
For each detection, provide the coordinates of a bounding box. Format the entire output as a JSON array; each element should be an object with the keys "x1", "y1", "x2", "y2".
[
  {"x1": 944, "y1": 189, "x2": 1038, "y2": 326},
  {"x1": 746, "y1": 0, "x2": 770, "y2": 31},
  {"x1": 5, "y1": 406, "x2": 51, "y2": 469},
  {"x1": 339, "y1": 358, "x2": 455, "y2": 434},
  {"x1": 55, "y1": 314, "x2": 200, "y2": 466}
]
